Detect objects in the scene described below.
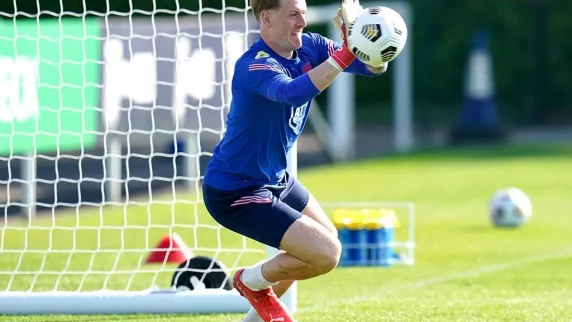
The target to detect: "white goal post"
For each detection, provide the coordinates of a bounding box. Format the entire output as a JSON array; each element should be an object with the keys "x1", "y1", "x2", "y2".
[{"x1": 0, "y1": 0, "x2": 413, "y2": 315}]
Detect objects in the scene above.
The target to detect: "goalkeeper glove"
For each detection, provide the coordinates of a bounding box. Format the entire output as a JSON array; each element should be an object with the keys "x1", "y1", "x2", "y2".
[
  {"x1": 332, "y1": 0, "x2": 387, "y2": 70},
  {"x1": 327, "y1": 0, "x2": 364, "y2": 72},
  {"x1": 332, "y1": 0, "x2": 364, "y2": 46}
]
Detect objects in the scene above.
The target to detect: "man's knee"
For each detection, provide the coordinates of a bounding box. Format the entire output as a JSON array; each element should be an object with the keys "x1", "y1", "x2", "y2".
[
  {"x1": 312, "y1": 236, "x2": 342, "y2": 274},
  {"x1": 280, "y1": 216, "x2": 342, "y2": 275}
]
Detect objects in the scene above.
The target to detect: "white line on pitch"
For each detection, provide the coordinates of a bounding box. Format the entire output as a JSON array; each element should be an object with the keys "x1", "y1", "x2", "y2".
[{"x1": 300, "y1": 248, "x2": 572, "y2": 313}]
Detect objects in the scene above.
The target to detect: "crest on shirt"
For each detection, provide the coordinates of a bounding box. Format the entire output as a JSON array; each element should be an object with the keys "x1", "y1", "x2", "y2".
[
  {"x1": 255, "y1": 51, "x2": 270, "y2": 59},
  {"x1": 302, "y1": 62, "x2": 313, "y2": 73},
  {"x1": 289, "y1": 103, "x2": 308, "y2": 134}
]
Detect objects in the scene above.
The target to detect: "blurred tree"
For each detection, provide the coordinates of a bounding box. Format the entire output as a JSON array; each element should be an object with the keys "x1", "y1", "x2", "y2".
[
  {"x1": 532, "y1": 0, "x2": 548, "y2": 125},
  {"x1": 546, "y1": 0, "x2": 572, "y2": 122}
]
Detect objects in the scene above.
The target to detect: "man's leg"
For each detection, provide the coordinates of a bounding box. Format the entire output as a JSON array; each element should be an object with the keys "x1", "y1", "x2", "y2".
[
  {"x1": 235, "y1": 214, "x2": 340, "y2": 322},
  {"x1": 269, "y1": 193, "x2": 338, "y2": 292},
  {"x1": 259, "y1": 213, "x2": 341, "y2": 281},
  {"x1": 203, "y1": 184, "x2": 301, "y2": 322},
  {"x1": 241, "y1": 193, "x2": 336, "y2": 321}
]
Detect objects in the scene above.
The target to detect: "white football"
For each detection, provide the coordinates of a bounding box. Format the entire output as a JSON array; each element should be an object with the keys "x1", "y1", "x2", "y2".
[
  {"x1": 346, "y1": 6, "x2": 408, "y2": 68},
  {"x1": 489, "y1": 187, "x2": 532, "y2": 227}
]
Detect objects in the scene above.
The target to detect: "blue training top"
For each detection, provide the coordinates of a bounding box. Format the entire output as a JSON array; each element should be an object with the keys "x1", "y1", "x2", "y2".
[{"x1": 204, "y1": 32, "x2": 383, "y2": 191}]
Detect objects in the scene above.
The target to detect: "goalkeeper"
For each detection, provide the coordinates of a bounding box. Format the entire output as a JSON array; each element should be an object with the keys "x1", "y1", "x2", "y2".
[{"x1": 202, "y1": 0, "x2": 386, "y2": 320}]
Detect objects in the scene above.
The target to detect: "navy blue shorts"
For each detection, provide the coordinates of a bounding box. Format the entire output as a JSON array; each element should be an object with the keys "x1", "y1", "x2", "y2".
[{"x1": 202, "y1": 172, "x2": 309, "y2": 249}]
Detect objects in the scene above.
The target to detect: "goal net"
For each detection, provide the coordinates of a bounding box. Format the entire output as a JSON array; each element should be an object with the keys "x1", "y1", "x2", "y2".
[
  {"x1": 0, "y1": 0, "x2": 414, "y2": 316},
  {"x1": 0, "y1": 1, "x2": 273, "y2": 315}
]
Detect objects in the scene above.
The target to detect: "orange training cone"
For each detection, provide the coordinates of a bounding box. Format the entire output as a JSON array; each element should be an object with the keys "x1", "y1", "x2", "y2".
[{"x1": 146, "y1": 233, "x2": 193, "y2": 264}]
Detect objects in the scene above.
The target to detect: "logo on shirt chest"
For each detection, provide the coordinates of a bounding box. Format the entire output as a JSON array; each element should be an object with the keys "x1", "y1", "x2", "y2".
[
  {"x1": 302, "y1": 62, "x2": 313, "y2": 73},
  {"x1": 289, "y1": 103, "x2": 308, "y2": 134}
]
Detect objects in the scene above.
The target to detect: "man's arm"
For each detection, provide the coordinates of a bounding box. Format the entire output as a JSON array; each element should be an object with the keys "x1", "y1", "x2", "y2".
[{"x1": 246, "y1": 48, "x2": 355, "y2": 106}]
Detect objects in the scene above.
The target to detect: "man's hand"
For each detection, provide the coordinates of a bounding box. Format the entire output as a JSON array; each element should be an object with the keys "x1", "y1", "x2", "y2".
[
  {"x1": 341, "y1": 0, "x2": 363, "y2": 28},
  {"x1": 366, "y1": 63, "x2": 388, "y2": 74},
  {"x1": 325, "y1": 0, "x2": 365, "y2": 73},
  {"x1": 332, "y1": 0, "x2": 388, "y2": 72},
  {"x1": 331, "y1": 0, "x2": 364, "y2": 45}
]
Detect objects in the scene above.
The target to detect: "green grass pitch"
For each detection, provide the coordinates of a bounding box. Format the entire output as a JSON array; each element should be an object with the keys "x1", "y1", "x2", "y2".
[{"x1": 1, "y1": 143, "x2": 572, "y2": 321}]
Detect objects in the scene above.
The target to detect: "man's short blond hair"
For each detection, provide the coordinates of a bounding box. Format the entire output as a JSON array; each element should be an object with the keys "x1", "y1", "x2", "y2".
[{"x1": 251, "y1": 0, "x2": 282, "y2": 23}]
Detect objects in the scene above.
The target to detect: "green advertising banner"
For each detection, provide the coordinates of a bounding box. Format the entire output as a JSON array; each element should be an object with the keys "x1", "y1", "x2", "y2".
[{"x1": 0, "y1": 18, "x2": 100, "y2": 155}]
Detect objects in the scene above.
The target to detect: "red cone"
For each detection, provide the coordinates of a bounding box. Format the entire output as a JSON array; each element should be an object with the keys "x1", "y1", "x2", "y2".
[{"x1": 146, "y1": 233, "x2": 193, "y2": 264}]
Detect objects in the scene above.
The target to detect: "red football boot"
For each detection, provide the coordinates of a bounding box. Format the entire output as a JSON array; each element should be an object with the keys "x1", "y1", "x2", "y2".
[{"x1": 233, "y1": 269, "x2": 296, "y2": 322}]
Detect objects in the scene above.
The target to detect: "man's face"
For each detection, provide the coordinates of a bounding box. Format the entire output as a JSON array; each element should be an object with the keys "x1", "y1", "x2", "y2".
[{"x1": 266, "y1": 0, "x2": 307, "y2": 53}]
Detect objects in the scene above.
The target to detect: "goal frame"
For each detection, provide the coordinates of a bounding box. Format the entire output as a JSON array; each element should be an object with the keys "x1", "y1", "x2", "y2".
[{"x1": 0, "y1": 0, "x2": 413, "y2": 315}]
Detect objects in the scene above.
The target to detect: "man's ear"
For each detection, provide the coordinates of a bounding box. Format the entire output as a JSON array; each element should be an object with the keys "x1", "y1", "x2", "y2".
[{"x1": 260, "y1": 10, "x2": 271, "y2": 26}]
